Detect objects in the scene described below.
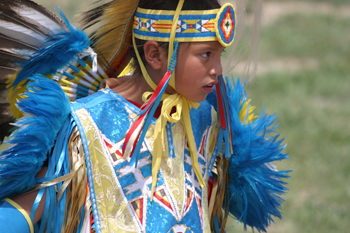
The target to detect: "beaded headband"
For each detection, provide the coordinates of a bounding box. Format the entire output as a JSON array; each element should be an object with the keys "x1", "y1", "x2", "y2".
[{"x1": 133, "y1": 3, "x2": 236, "y2": 47}]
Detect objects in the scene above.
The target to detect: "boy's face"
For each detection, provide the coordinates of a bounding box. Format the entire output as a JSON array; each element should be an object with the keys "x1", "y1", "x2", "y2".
[{"x1": 175, "y1": 41, "x2": 224, "y2": 102}]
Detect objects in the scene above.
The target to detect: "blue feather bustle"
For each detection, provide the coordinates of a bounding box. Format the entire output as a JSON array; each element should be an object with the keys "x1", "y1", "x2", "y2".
[
  {"x1": 0, "y1": 9, "x2": 90, "y2": 201},
  {"x1": 12, "y1": 8, "x2": 90, "y2": 88},
  {"x1": 215, "y1": 77, "x2": 290, "y2": 232},
  {"x1": 0, "y1": 75, "x2": 71, "y2": 200}
]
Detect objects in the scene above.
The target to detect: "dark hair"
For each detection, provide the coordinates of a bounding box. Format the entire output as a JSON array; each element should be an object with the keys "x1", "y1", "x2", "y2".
[{"x1": 130, "y1": 0, "x2": 221, "y2": 75}]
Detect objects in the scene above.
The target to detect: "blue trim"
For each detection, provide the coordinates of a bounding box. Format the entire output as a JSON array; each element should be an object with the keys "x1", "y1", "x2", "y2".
[
  {"x1": 166, "y1": 123, "x2": 175, "y2": 158},
  {"x1": 71, "y1": 109, "x2": 102, "y2": 233},
  {"x1": 76, "y1": 85, "x2": 90, "y2": 93},
  {"x1": 216, "y1": 6, "x2": 236, "y2": 45},
  {"x1": 180, "y1": 14, "x2": 216, "y2": 20},
  {"x1": 68, "y1": 65, "x2": 80, "y2": 73},
  {"x1": 63, "y1": 71, "x2": 76, "y2": 80}
]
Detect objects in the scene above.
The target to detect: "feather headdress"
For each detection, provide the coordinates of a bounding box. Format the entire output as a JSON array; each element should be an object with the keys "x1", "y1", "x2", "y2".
[{"x1": 80, "y1": 0, "x2": 139, "y2": 77}]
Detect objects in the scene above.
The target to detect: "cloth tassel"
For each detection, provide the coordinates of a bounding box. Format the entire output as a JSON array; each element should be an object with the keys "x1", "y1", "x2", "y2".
[
  {"x1": 151, "y1": 93, "x2": 202, "y2": 199},
  {"x1": 122, "y1": 71, "x2": 172, "y2": 161}
]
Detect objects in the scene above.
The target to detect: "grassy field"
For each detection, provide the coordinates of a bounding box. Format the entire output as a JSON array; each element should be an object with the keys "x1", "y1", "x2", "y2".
[
  {"x1": 227, "y1": 1, "x2": 350, "y2": 232},
  {"x1": 10, "y1": 0, "x2": 350, "y2": 232}
]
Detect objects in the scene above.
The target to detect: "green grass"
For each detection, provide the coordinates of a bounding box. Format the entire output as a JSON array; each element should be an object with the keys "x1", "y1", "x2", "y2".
[
  {"x1": 259, "y1": 13, "x2": 350, "y2": 63},
  {"x1": 226, "y1": 7, "x2": 350, "y2": 233}
]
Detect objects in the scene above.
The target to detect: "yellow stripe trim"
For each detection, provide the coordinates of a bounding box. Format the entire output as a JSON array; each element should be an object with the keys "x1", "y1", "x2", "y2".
[
  {"x1": 92, "y1": 80, "x2": 99, "y2": 87},
  {"x1": 61, "y1": 86, "x2": 71, "y2": 92},
  {"x1": 82, "y1": 63, "x2": 91, "y2": 72},
  {"x1": 96, "y1": 76, "x2": 103, "y2": 83},
  {"x1": 134, "y1": 34, "x2": 218, "y2": 42},
  {"x1": 136, "y1": 7, "x2": 219, "y2": 15},
  {"x1": 58, "y1": 78, "x2": 72, "y2": 86},
  {"x1": 3, "y1": 198, "x2": 34, "y2": 233},
  {"x1": 101, "y1": 73, "x2": 109, "y2": 79},
  {"x1": 77, "y1": 70, "x2": 87, "y2": 78}
]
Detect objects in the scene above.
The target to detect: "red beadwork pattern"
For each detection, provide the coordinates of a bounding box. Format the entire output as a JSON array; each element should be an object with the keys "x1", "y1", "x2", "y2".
[{"x1": 220, "y1": 7, "x2": 234, "y2": 43}]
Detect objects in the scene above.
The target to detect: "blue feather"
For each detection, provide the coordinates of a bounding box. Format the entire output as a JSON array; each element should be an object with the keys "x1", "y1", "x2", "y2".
[
  {"x1": 12, "y1": 8, "x2": 90, "y2": 88},
  {"x1": 0, "y1": 75, "x2": 71, "y2": 200},
  {"x1": 224, "y1": 78, "x2": 291, "y2": 232}
]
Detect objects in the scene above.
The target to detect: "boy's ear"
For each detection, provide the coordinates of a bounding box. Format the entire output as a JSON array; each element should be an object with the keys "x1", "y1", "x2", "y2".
[{"x1": 143, "y1": 41, "x2": 167, "y2": 70}]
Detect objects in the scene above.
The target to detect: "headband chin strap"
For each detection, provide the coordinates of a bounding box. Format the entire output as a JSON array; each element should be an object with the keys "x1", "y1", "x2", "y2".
[
  {"x1": 131, "y1": 0, "x2": 184, "y2": 91},
  {"x1": 167, "y1": 0, "x2": 184, "y2": 89},
  {"x1": 132, "y1": 34, "x2": 158, "y2": 90}
]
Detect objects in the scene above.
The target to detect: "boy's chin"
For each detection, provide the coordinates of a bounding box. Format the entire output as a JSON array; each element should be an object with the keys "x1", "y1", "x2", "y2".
[{"x1": 187, "y1": 95, "x2": 208, "y2": 103}]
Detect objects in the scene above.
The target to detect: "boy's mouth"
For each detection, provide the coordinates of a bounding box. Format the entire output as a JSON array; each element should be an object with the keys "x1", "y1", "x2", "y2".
[{"x1": 202, "y1": 84, "x2": 215, "y2": 93}]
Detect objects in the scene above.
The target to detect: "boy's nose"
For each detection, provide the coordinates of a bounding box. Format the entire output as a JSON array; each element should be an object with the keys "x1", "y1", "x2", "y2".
[{"x1": 209, "y1": 59, "x2": 223, "y2": 77}]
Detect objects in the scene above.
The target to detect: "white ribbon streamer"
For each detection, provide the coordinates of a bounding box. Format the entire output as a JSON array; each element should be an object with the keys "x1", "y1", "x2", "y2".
[{"x1": 80, "y1": 47, "x2": 98, "y2": 73}]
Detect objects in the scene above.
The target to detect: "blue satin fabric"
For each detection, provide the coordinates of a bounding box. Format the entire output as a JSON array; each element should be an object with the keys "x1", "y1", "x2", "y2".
[{"x1": 0, "y1": 200, "x2": 31, "y2": 233}]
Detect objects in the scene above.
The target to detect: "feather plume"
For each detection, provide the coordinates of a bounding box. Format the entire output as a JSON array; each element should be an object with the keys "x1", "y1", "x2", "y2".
[
  {"x1": 0, "y1": 75, "x2": 71, "y2": 199},
  {"x1": 80, "y1": 0, "x2": 139, "y2": 75},
  {"x1": 224, "y1": 78, "x2": 290, "y2": 232}
]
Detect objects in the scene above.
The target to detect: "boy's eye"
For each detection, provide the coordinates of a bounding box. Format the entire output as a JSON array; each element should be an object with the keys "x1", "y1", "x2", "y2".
[{"x1": 201, "y1": 52, "x2": 211, "y2": 58}]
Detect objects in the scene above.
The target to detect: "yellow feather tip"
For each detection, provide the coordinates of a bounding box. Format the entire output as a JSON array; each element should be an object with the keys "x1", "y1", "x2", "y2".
[
  {"x1": 94, "y1": 0, "x2": 139, "y2": 63},
  {"x1": 239, "y1": 99, "x2": 257, "y2": 124},
  {"x1": 5, "y1": 73, "x2": 26, "y2": 119}
]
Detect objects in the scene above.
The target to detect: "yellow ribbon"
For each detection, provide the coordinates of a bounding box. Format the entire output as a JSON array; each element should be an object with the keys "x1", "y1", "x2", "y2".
[
  {"x1": 131, "y1": 0, "x2": 205, "y2": 199},
  {"x1": 143, "y1": 92, "x2": 205, "y2": 199}
]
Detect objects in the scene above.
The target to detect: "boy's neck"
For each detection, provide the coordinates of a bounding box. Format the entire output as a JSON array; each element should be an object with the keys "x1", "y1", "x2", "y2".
[
  {"x1": 110, "y1": 71, "x2": 176, "y2": 105},
  {"x1": 110, "y1": 74, "x2": 152, "y2": 104}
]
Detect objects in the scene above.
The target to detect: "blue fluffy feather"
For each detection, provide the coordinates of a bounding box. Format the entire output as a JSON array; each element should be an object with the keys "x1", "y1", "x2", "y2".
[
  {"x1": 0, "y1": 9, "x2": 91, "y2": 199},
  {"x1": 0, "y1": 75, "x2": 71, "y2": 200},
  {"x1": 224, "y1": 78, "x2": 290, "y2": 232},
  {"x1": 12, "y1": 8, "x2": 90, "y2": 88}
]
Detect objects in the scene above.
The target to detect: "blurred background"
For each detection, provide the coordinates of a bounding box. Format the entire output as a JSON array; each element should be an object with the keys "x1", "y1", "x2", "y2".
[{"x1": 19, "y1": 0, "x2": 350, "y2": 232}]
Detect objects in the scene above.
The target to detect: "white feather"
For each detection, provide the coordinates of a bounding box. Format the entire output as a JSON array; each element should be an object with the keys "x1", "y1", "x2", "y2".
[
  {"x1": 11, "y1": 48, "x2": 35, "y2": 58},
  {"x1": 0, "y1": 20, "x2": 47, "y2": 47},
  {"x1": 12, "y1": 5, "x2": 66, "y2": 35}
]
